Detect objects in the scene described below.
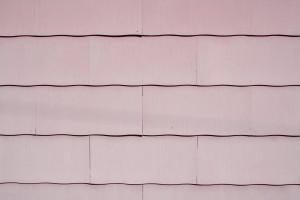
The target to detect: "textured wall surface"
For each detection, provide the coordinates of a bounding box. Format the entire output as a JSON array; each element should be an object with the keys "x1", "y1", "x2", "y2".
[{"x1": 0, "y1": 0, "x2": 300, "y2": 199}]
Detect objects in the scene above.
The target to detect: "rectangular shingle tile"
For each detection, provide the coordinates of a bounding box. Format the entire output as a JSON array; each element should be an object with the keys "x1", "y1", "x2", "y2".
[
  {"x1": 0, "y1": 37, "x2": 197, "y2": 85},
  {"x1": 250, "y1": 87, "x2": 300, "y2": 135},
  {"x1": 143, "y1": 0, "x2": 300, "y2": 35},
  {"x1": 0, "y1": 136, "x2": 89, "y2": 182},
  {"x1": 0, "y1": 37, "x2": 89, "y2": 85},
  {"x1": 88, "y1": 37, "x2": 142, "y2": 84},
  {"x1": 89, "y1": 37, "x2": 197, "y2": 84},
  {"x1": 0, "y1": 87, "x2": 35, "y2": 135},
  {"x1": 144, "y1": 87, "x2": 300, "y2": 136},
  {"x1": 0, "y1": 184, "x2": 142, "y2": 200},
  {"x1": 34, "y1": 0, "x2": 141, "y2": 35},
  {"x1": 197, "y1": 37, "x2": 300, "y2": 85},
  {"x1": 0, "y1": 0, "x2": 35, "y2": 35},
  {"x1": 140, "y1": 37, "x2": 197, "y2": 84},
  {"x1": 143, "y1": 87, "x2": 251, "y2": 136},
  {"x1": 197, "y1": 137, "x2": 300, "y2": 184},
  {"x1": 144, "y1": 185, "x2": 300, "y2": 200},
  {"x1": 90, "y1": 136, "x2": 197, "y2": 183},
  {"x1": 36, "y1": 87, "x2": 142, "y2": 135}
]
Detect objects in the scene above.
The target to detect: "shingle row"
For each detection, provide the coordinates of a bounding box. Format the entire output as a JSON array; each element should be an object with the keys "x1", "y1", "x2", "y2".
[
  {"x1": 1, "y1": 37, "x2": 300, "y2": 85},
  {"x1": 1, "y1": 87, "x2": 300, "y2": 136},
  {"x1": 1, "y1": 136, "x2": 300, "y2": 184},
  {"x1": 1, "y1": 0, "x2": 300, "y2": 35}
]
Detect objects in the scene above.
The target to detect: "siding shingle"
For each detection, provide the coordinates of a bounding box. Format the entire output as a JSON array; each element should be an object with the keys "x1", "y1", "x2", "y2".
[
  {"x1": 0, "y1": 136, "x2": 89, "y2": 182},
  {"x1": 144, "y1": 185, "x2": 300, "y2": 200},
  {"x1": 36, "y1": 87, "x2": 142, "y2": 135},
  {"x1": 0, "y1": 184, "x2": 142, "y2": 200},
  {"x1": 143, "y1": 0, "x2": 300, "y2": 35},
  {"x1": 197, "y1": 37, "x2": 300, "y2": 85},
  {"x1": 90, "y1": 136, "x2": 197, "y2": 183},
  {"x1": 197, "y1": 137, "x2": 300, "y2": 184}
]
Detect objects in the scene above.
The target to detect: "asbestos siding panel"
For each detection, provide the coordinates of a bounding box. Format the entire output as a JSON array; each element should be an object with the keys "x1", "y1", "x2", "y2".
[
  {"x1": 0, "y1": 184, "x2": 142, "y2": 200},
  {"x1": 0, "y1": 87, "x2": 35, "y2": 135},
  {"x1": 36, "y1": 87, "x2": 142, "y2": 135},
  {"x1": 89, "y1": 37, "x2": 197, "y2": 84},
  {"x1": 90, "y1": 136, "x2": 197, "y2": 184},
  {"x1": 144, "y1": 185, "x2": 300, "y2": 200},
  {"x1": 197, "y1": 37, "x2": 300, "y2": 85},
  {"x1": 139, "y1": 37, "x2": 197, "y2": 84},
  {"x1": 250, "y1": 87, "x2": 300, "y2": 135},
  {"x1": 0, "y1": 136, "x2": 89, "y2": 183},
  {"x1": 0, "y1": 0, "x2": 141, "y2": 35},
  {"x1": 197, "y1": 137, "x2": 300, "y2": 184},
  {"x1": 143, "y1": 87, "x2": 251, "y2": 136},
  {"x1": 89, "y1": 37, "x2": 142, "y2": 84},
  {"x1": 0, "y1": 0, "x2": 35, "y2": 35},
  {"x1": 143, "y1": 87, "x2": 300, "y2": 136},
  {"x1": 143, "y1": 0, "x2": 300, "y2": 35},
  {"x1": 0, "y1": 38, "x2": 89, "y2": 85}
]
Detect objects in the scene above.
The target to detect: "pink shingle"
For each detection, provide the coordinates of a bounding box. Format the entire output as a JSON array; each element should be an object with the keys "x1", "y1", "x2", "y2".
[
  {"x1": 143, "y1": 87, "x2": 251, "y2": 135},
  {"x1": 0, "y1": 136, "x2": 89, "y2": 182},
  {"x1": 36, "y1": 87, "x2": 142, "y2": 135},
  {"x1": 250, "y1": 87, "x2": 300, "y2": 135},
  {"x1": 0, "y1": 0, "x2": 35, "y2": 35},
  {"x1": 0, "y1": 184, "x2": 142, "y2": 200},
  {"x1": 197, "y1": 137, "x2": 300, "y2": 184},
  {"x1": 143, "y1": 0, "x2": 300, "y2": 35},
  {"x1": 144, "y1": 185, "x2": 300, "y2": 200},
  {"x1": 144, "y1": 87, "x2": 300, "y2": 136},
  {"x1": 90, "y1": 136, "x2": 197, "y2": 183},
  {"x1": 197, "y1": 37, "x2": 300, "y2": 85},
  {"x1": 0, "y1": 38, "x2": 89, "y2": 85},
  {"x1": 34, "y1": 0, "x2": 141, "y2": 35},
  {"x1": 0, "y1": 87, "x2": 35, "y2": 135}
]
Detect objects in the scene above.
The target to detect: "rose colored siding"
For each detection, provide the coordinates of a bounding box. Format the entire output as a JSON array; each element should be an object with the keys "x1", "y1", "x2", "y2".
[{"x1": 0, "y1": 0, "x2": 299, "y2": 199}]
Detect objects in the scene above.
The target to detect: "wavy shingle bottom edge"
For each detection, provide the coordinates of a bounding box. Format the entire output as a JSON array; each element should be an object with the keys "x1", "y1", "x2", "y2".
[
  {"x1": 0, "y1": 182, "x2": 299, "y2": 186},
  {"x1": 1, "y1": 34, "x2": 300, "y2": 38},
  {"x1": 0, "y1": 134, "x2": 300, "y2": 137}
]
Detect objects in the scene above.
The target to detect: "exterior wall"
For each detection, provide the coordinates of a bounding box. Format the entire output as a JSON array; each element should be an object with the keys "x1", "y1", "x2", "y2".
[{"x1": 0, "y1": 0, "x2": 300, "y2": 199}]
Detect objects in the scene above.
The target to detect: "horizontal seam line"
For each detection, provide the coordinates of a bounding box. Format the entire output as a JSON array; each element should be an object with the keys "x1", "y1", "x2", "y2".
[
  {"x1": 0, "y1": 134, "x2": 300, "y2": 137},
  {"x1": 1, "y1": 34, "x2": 300, "y2": 38},
  {"x1": 1, "y1": 84, "x2": 300, "y2": 88},
  {"x1": 0, "y1": 182, "x2": 299, "y2": 186}
]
